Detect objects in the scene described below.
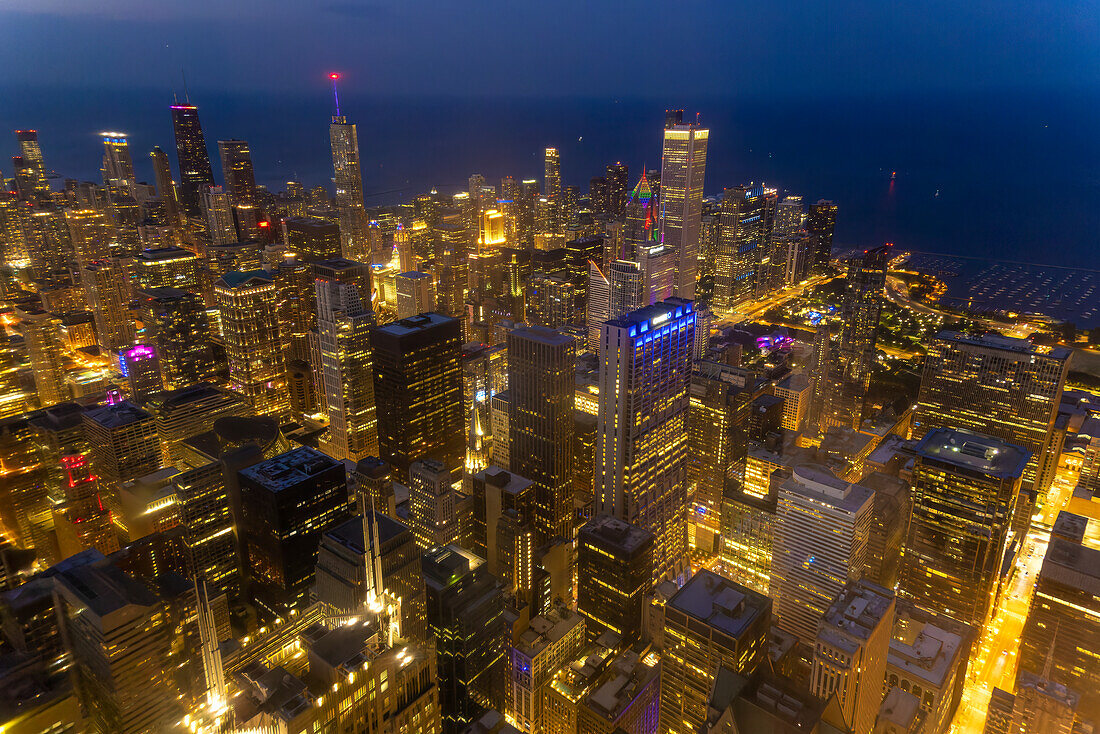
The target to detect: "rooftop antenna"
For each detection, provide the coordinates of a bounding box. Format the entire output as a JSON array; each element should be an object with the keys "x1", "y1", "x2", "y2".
[
  {"x1": 329, "y1": 73, "x2": 341, "y2": 117},
  {"x1": 181, "y1": 69, "x2": 191, "y2": 104}
]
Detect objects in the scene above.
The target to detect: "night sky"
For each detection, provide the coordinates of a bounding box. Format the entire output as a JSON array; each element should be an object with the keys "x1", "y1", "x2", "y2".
[{"x1": 1, "y1": 0, "x2": 1097, "y2": 97}]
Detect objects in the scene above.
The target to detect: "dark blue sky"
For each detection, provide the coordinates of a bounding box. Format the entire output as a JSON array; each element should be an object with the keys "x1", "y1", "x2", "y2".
[{"x1": 1, "y1": 0, "x2": 1097, "y2": 97}]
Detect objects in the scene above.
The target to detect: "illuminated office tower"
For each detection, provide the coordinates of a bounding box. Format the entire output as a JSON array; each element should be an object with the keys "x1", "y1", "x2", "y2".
[
  {"x1": 623, "y1": 170, "x2": 658, "y2": 255},
  {"x1": 273, "y1": 255, "x2": 315, "y2": 366},
  {"x1": 214, "y1": 270, "x2": 290, "y2": 421},
  {"x1": 771, "y1": 466, "x2": 873, "y2": 643},
  {"x1": 53, "y1": 454, "x2": 119, "y2": 559},
  {"x1": 821, "y1": 244, "x2": 890, "y2": 430},
  {"x1": 149, "y1": 146, "x2": 179, "y2": 223},
  {"x1": 202, "y1": 185, "x2": 236, "y2": 246},
  {"x1": 597, "y1": 298, "x2": 696, "y2": 582},
  {"x1": 525, "y1": 271, "x2": 574, "y2": 329},
  {"x1": 0, "y1": 416, "x2": 51, "y2": 558},
  {"x1": 370, "y1": 313, "x2": 464, "y2": 479},
  {"x1": 576, "y1": 515, "x2": 653, "y2": 642},
  {"x1": 659, "y1": 570, "x2": 771, "y2": 734},
  {"x1": 516, "y1": 178, "x2": 538, "y2": 246},
  {"x1": 589, "y1": 175, "x2": 607, "y2": 214},
  {"x1": 25, "y1": 205, "x2": 74, "y2": 281},
  {"x1": 423, "y1": 545, "x2": 507, "y2": 731},
  {"x1": 769, "y1": 195, "x2": 805, "y2": 288},
  {"x1": 638, "y1": 241, "x2": 676, "y2": 304},
  {"x1": 507, "y1": 326, "x2": 575, "y2": 544},
  {"x1": 899, "y1": 428, "x2": 1027, "y2": 627},
  {"x1": 0, "y1": 338, "x2": 27, "y2": 419},
  {"x1": 283, "y1": 217, "x2": 341, "y2": 262},
  {"x1": 659, "y1": 110, "x2": 708, "y2": 299},
  {"x1": 82, "y1": 259, "x2": 136, "y2": 353},
  {"x1": 687, "y1": 360, "x2": 752, "y2": 556},
  {"x1": 915, "y1": 331, "x2": 1069, "y2": 505},
  {"x1": 14, "y1": 306, "x2": 65, "y2": 408},
  {"x1": 608, "y1": 259, "x2": 644, "y2": 318},
  {"x1": 170, "y1": 102, "x2": 215, "y2": 217},
  {"x1": 217, "y1": 138, "x2": 255, "y2": 205},
  {"x1": 712, "y1": 184, "x2": 778, "y2": 309},
  {"x1": 99, "y1": 132, "x2": 136, "y2": 193},
  {"x1": 807, "y1": 199, "x2": 838, "y2": 275},
  {"x1": 14, "y1": 130, "x2": 50, "y2": 199},
  {"x1": 54, "y1": 556, "x2": 175, "y2": 734},
  {"x1": 0, "y1": 197, "x2": 30, "y2": 265},
  {"x1": 1018, "y1": 512, "x2": 1100, "y2": 719},
  {"x1": 315, "y1": 277, "x2": 378, "y2": 462},
  {"x1": 134, "y1": 246, "x2": 203, "y2": 292},
  {"x1": 238, "y1": 446, "x2": 349, "y2": 619},
  {"x1": 120, "y1": 344, "x2": 163, "y2": 405},
  {"x1": 82, "y1": 401, "x2": 159, "y2": 526},
  {"x1": 137, "y1": 287, "x2": 215, "y2": 388},
  {"x1": 409, "y1": 458, "x2": 459, "y2": 550},
  {"x1": 65, "y1": 209, "x2": 113, "y2": 267},
  {"x1": 146, "y1": 383, "x2": 248, "y2": 467},
  {"x1": 606, "y1": 162, "x2": 628, "y2": 217},
  {"x1": 811, "y1": 581, "x2": 895, "y2": 734},
  {"x1": 330, "y1": 91, "x2": 369, "y2": 260},
  {"x1": 586, "y1": 261, "x2": 610, "y2": 353},
  {"x1": 396, "y1": 271, "x2": 435, "y2": 319},
  {"x1": 544, "y1": 147, "x2": 562, "y2": 232}
]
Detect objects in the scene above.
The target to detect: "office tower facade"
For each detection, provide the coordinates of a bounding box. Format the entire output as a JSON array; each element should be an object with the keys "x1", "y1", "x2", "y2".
[
  {"x1": 149, "y1": 145, "x2": 179, "y2": 223},
  {"x1": 822, "y1": 244, "x2": 890, "y2": 430},
  {"x1": 145, "y1": 383, "x2": 249, "y2": 466},
  {"x1": 808, "y1": 199, "x2": 838, "y2": 274},
  {"x1": 915, "y1": 331, "x2": 1070, "y2": 503},
  {"x1": 396, "y1": 270, "x2": 435, "y2": 318},
  {"x1": 712, "y1": 185, "x2": 768, "y2": 309},
  {"x1": 82, "y1": 259, "x2": 136, "y2": 353},
  {"x1": 65, "y1": 208, "x2": 113, "y2": 267},
  {"x1": 659, "y1": 110, "x2": 709, "y2": 299},
  {"x1": 283, "y1": 217, "x2": 342, "y2": 262},
  {"x1": 216, "y1": 138, "x2": 255, "y2": 205},
  {"x1": 660, "y1": 570, "x2": 771, "y2": 734},
  {"x1": 14, "y1": 130, "x2": 50, "y2": 199},
  {"x1": 370, "y1": 313, "x2": 464, "y2": 479},
  {"x1": 423, "y1": 545, "x2": 506, "y2": 732},
  {"x1": 170, "y1": 103, "x2": 215, "y2": 217},
  {"x1": 14, "y1": 307, "x2": 65, "y2": 408},
  {"x1": 120, "y1": 344, "x2": 163, "y2": 404},
  {"x1": 202, "y1": 185, "x2": 236, "y2": 245},
  {"x1": 53, "y1": 454, "x2": 119, "y2": 559},
  {"x1": 137, "y1": 287, "x2": 215, "y2": 389},
  {"x1": 330, "y1": 111, "x2": 369, "y2": 260},
  {"x1": 606, "y1": 162, "x2": 629, "y2": 217},
  {"x1": 544, "y1": 147, "x2": 561, "y2": 232},
  {"x1": 597, "y1": 298, "x2": 696, "y2": 582},
  {"x1": 214, "y1": 270, "x2": 290, "y2": 421},
  {"x1": 607, "y1": 259, "x2": 645, "y2": 321},
  {"x1": 900, "y1": 428, "x2": 1028, "y2": 627},
  {"x1": 99, "y1": 132, "x2": 136, "y2": 193},
  {"x1": 585, "y1": 260, "x2": 611, "y2": 353},
  {"x1": 315, "y1": 277, "x2": 378, "y2": 461},
  {"x1": 237, "y1": 447, "x2": 349, "y2": 618},
  {"x1": 54, "y1": 556, "x2": 175, "y2": 734},
  {"x1": 576, "y1": 515, "x2": 654, "y2": 642},
  {"x1": 771, "y1": 466, "x2": 874, "y2": 643},
  {"x1": 811, "y1": 581, "x2": 896, "y2": 734},
  {"x1": 82, "y1": 401, "x2": 159, "y2": 522},
  {"x1": 525, "y1": 271, "x2": 574, "y2": 329},
  {"x1": 409, "y1": 458, "x2": 459, "y2": 550},
  {"x1": 508, "y1": 607, "x2": 587, "y2": 733},
  {"x1": 134, "y1": 246, "x2": 203, "y2": 292}
]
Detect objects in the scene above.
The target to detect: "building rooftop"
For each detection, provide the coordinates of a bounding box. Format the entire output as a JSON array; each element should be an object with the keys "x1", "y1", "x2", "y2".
[
  {"x1": 877, "y1": 687, "x2": 925, "y2": 730},
  {"x1": 783, "y1": 466, "x2": 874, "y2": 513},
  {"x1": 510, "y1": 325, "x2": 575, "y2": 347},
  {"x1": 579, "y1": 515, "x2": 654, "y2": 555},
  {"x1": 324, "y1": 512, "x2": 408, "y2": 556},
  {"x1": 888, "y1": 605, "x2": 970, "y2": 688},
  {"x1": 421, "y1": 544, "x2": 484, "y2": 589},
  {"x1": 668, "y1": 569, "x2": 770, "y2": 640},
  {"x1": 476, "y1": 467, "x2": 535, "y2": 496},
  {"x1": 915, "y1": 427, "x2": 1030, "y2": 479},
  {"x1": 148, "y1": 382, "x2": 244, "y2": 411},
  {"x1": 607, "y1": 297, "x2": 694, "y2": 332},
  {"x1": 935, "y1": 330, "x2": 1072, "y2": 361},
  {"x1": 372, "y1": 312, "x2": 455, "y2": 338},
  {"x1": 515, "y1": 607, "x2": 585, "y2": 658},
  {"x1": 1041, "y1": 536, "x2": 1100, "y2": 595},
  {"x1": 54, "y1": 553, "x2": 160, "y2": 619},
  {"x1": 397, "y1": 270, "x2": 431, "y2": 280},
  {"x1": 83, "y1": 400, "x2": 152, "y2": 429},
  {"x1": 216, "y1": 269, "x2": 274, "y2": 289},
  {"x1": 239, "y1": 446, "x2": 341, "y2": 492},
  {"x1": 137, "y1": 246, "x2": 196, "y2": 262},
  {"x1": 818, "y1": 581, "x2": 895, "y2": 654}
]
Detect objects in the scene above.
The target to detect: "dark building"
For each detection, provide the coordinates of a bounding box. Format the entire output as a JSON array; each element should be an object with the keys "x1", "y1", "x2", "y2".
[
  {"x1": 237, "y1": 446, "x2": 349, "y2": 620},
  {"x1": 606, "y1": 162, "x2": 629, "y2": 218},
  {"x1": 821, "y1": 244, "x2": 890, "y2": 430},
  {"x1": 422, "y1": 545, "x2": 506, "y2": 734},
  {"x1": 283, "y1": 217, "x2": 342, "y2": 263},
  {"x1": 806, "y1": 199, "x2": 838, "y2": 275},
  {"x1": 170, "y1": 103, "x2": 215, "y2": 218},
  {"x1": 137, "y1": 287, "x2": 216, "y2": 389},
  {"x1": 370, "y1": 313, "x2": 464, "y2": 479},
  {"x1": 577, "y1": 514, "x2": 654, "y2": 643}
]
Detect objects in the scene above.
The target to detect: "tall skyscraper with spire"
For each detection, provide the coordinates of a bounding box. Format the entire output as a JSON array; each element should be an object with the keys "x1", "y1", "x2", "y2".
[
  {"x1": 328, "y1": 74, "x2": 369, "y2": 261},
  {"x1": 170, "y1": 101, "x2": 215, "y2": 217},
  {"x1": 659, "y1": 110, "x2": 709, "y2": 300}
]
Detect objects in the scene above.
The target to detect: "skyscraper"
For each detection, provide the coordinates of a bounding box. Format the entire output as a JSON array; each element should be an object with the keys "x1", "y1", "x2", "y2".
[
  {"x1": 120, "y1": 344, "x2": 164, "y2": 405},
  {"x1": 576, "y1": 514, "x2": 654, "y2": 643},
  {"x1": 65, "y1": 209, "x2": 113, "y2": 268},
  {"x1": 99, "y1": 132, "x2": 136, "y2": 193},
  {"x1": 315, "y1": 277, "x2": 378, "y2": 461},
  {"x1": 201, "y1": 185, "x2": 236, "y2": 246},
  {"x1": 544, "y1": 147, "x2": 561, "y2": 233},
  {"x1": 283, "y1": 217, "x2": 341, "y2": 263},
  {"x1": 82, "y1": 258, "x2": 136, "y2": 353},
  {"x1": 370, "y1": 313, "x2": 464, "y2": 479},
  {"x1": 713, "y1": 184, "x2": 778, "y2": 310},
  {"x1": 821, "y1": 244, "x2": 890, "y2": 430},
  {"x1": 217, "y1": 138, "x2": 255, "y2": 206},
  {"x1": 585, "y1": 260, "x2": 610, "y2": 353},
  {"x1": 82, "y1": 401, "x2": 160, "y2": 523},
  {"x1": 149, "y1": 146, "x2": 179, "y2": 223},
  {"x1": 899, "y1": 428, "x2": 1028, "y2": 627},
  {"x1": 137, "y1": 287, "x2": 215, "y2": 389},
  {"x1": 507, "y1": 326, "x2": 575, "y2": 544},
  {"x1": 408, "y1": 458, "x2": 459, "y2": 550},
  {"x1": 606, "y1": 161, "x2": 629, "y2": 218},
  {"x1": 13, "y1": 307, "x2": 65, "y2": 408},
  {"x1": 659, "y1": 110, "x2": 709, "y2": 299},
  {"x1": 395, "y1": 271, "x2": 435, "y2": 319},
  {"x1": 597, "y1": 298, "x2": 696, "y2": 582},
  {"x1": 214, "y1": 270, "x2": 290, "y2": 421},
  {"x1": 14, "y1": 130, "x2": 50, "y2": 199},
  {"x1": 170, "y1": 103, "x2": 215, "y2": 217},
  {"x1": 807, "y1": 200, "x2": 838, "y2": 275},
  {"x1": 329, "y1": 84, "x2": 369, "y2": 261}
]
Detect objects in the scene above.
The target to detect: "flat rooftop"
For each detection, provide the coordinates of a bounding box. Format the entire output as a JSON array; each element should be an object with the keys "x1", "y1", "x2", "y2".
[
  {"x1": 935, "y1": 330, "x2": 1071, "y2": 361},
  {"x1": 819, "y1": 581, "x2": 895, "y2": 653},
  {"x1": 916, "y1": 427, "x2": 1029, "y2": 479},
  {"x1": 238, "y1": 446, "x2": 341, "y2": 492},
  {"x1": 83, "y1": 401, "x2": 152, "y2": 429},
  {"x1": 668, "y1": 569, "x2": 770, "y2": 640},
  {"x1": 580, "y1": 514, "x2": 654, "y2": 555},
  {"x1": 372, "y1": 312, "x2": 455, "y2": 337},
  {"x1": 421, "y1": 544, "x2": 483, "y2": 588}
]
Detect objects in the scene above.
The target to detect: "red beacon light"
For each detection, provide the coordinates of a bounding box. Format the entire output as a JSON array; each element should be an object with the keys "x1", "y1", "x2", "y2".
[
  {"x1": 329, "y1": 73, "x2": 340, "y2": 80},
  {"x1": 258, "y1": 220, "x2": 270, "y2": 228}
]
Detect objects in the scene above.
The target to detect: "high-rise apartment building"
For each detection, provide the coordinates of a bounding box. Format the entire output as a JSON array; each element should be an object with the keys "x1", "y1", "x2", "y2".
[
  {"x1": 315, "y1": 277, "x2": 378, "y2": 461},
  {"x1": 217, "y1": 138, "x2": 255, "y2": 205},
  {"x1": 82, "y1": 259, "x2": 136, "y2": 353},
  {"x1": 659, "y1": 110, "x2": 708, "y2": 299},
  {"x1": 606, "y1": 161, "x2": 629, "y2": 217},
  {"x1": 149, "y1": 145, "x2": 179, "y2": 223},
  {"x1": 214, "y1": 270, "x2": 290, "y2": 421},
  {"x1": 821, "y1": 244, "x2": 890, "y2": 430},
  {"x1": 771, "y1": 466, "x2": 874, "y2": 643},
  {"x1": 596, "y1": 298, "x2": 696, "y2": 582},
  {"x1": 544, "y1": 147, "x2": 562, "y2": 233},
  {"x1": 507, "y1": 327, "x2": 575, "y2": 544},
  {"x1": 712, "y1": 184, "x2": 778, "y2": 309},
  {"x1": 807, "y1": 200, "x2": 838, "y2": 275},
  {"x1": 576, "y1": 515, "x2": 654, "y2": 643},
  {"x1": 899, "y1": 428, "x2": 1028, "y2": 627},
  {"x1": 82, "y1": 401, "x2": 159, "y2": 522},
  {"x1": 65, "y1": 209, "x2": 113, "y2": 267},
  {"x1": 170, "y1": 103, "x2": 215, "y2": 217},
  {"x1": 202, "y1": 185, "x2": 236, "y2": 246},
  {"x1": 370, "y1": 313, "x2": 464, "y2": 479},
  {"x1": 659, "y1": 570, "x2": 771, "y2": 734}
]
